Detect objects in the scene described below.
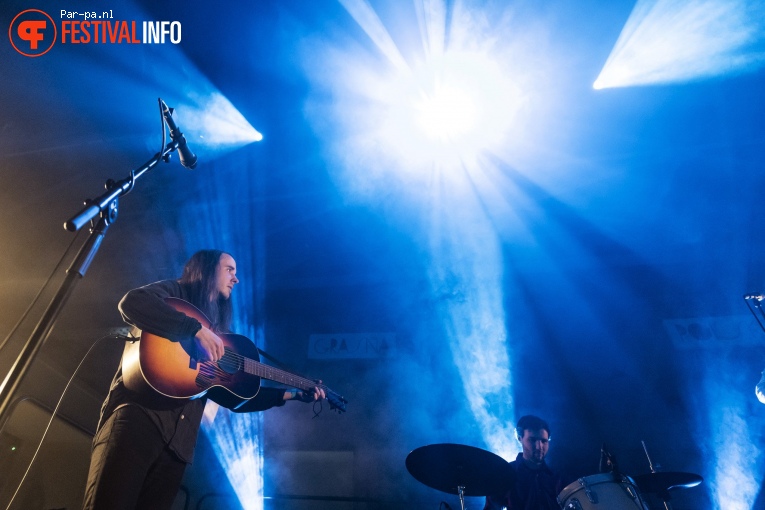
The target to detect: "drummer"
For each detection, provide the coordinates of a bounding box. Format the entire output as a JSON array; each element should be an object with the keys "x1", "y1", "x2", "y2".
[{"x1": 484, "y1": 415, "x2": 564, "y2": 510}]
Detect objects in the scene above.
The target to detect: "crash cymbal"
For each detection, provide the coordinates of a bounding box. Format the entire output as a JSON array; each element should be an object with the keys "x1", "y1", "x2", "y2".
[
  {"x1": 632, "y1": 472, "x2": 703, "y2": 494},
  {"x1": 405, "y1": 443, "x2": 510, "y2": 497}
]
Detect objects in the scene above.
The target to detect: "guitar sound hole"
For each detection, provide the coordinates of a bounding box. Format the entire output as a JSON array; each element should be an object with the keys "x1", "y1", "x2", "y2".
[{"x1": 217, "y1": 348, "x2": 240, "y2": 374}]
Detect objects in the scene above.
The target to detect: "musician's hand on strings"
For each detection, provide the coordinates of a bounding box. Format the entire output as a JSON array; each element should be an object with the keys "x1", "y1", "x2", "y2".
[
  {"x1": 195, "y1": 326, "x2": 225, "y2": 361},
  {"x1": 289, "y1": 381, "x2": 326, "y2": 403},
  {"x1": 312, "y1": 384, "x2": 327, "y2": 401}
]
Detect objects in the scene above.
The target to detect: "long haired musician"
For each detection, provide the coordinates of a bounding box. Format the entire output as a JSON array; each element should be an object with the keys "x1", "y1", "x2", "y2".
[{"x1": 82, "y1": 249, "x2": 325, "y2": 510}]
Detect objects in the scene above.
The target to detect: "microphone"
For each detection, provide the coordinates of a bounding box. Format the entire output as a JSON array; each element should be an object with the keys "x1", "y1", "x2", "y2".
[
  {"x1": 599, "y1": 443, "x2": 622, "y2": 480},
  {"x1": 160, "y1": 99, "x2": 197, "y2": 169},
  {"x1": 599, "y1": 443, "x2": 609, "y2": 473},
  {"x1": 600, "y1": 443, "x2": 619, "y2": 473}
]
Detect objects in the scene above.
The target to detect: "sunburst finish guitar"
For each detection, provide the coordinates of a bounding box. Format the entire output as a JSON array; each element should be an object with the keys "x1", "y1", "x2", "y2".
[{"x1": 122, "y1": 297, "x2": 347, "y2": 412}]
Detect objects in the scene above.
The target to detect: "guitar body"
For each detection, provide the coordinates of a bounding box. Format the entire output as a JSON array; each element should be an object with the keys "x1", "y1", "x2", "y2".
[{"x1": 122, "y1": 298, "x2": 262, "y2": 409}]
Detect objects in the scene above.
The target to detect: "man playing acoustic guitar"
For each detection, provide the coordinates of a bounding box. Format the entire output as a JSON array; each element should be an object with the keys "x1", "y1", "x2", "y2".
[{"x1": 83, "y1": 249, "x2": 325, "y2": 510}]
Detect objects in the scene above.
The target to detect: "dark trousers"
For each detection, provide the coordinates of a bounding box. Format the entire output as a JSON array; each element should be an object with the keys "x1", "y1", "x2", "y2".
[{"x1": 82, "y1": 405, "x2": 187, "y2": 510}]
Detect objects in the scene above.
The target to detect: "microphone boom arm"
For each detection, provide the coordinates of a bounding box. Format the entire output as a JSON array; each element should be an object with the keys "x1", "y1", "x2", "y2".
[
  {"x1": 65, "y1": 99, "x2": 192, "y2": 231},
  {"x1": 0, "y1": 99, "x2": 190, "y2": 430}
]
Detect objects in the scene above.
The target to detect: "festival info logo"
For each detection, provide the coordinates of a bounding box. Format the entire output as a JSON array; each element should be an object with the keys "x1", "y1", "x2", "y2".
[
  {"x1": 9, "y1": 9, "x2": 182, "y2": 57},
  {"x1": 9, "y1": 9, "x2": 57, "y2": 57}
]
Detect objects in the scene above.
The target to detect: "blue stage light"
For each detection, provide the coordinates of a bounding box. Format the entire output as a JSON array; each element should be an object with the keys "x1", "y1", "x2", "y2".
[
  {"x1": 176, "y1": 92, "x2": 263, "y2": 149},
  {"x1": 299, "y1": 0, "x2": 568, "y2": 460},
  {"x1": 594, "y1": 0, "x2": 765, "y2": 89},
  {"x1": 203, "y1": 407, "x2": 264, "y2": 510},
  {"x1": 307, "y1": 0, "x2": 532, "y2": 176},
  {"x1": 707, "y1": 396, "x2": 760, "y2": 510},
  {"x1": 178, "y1": 161, "x2": 267, "y2": 510}
]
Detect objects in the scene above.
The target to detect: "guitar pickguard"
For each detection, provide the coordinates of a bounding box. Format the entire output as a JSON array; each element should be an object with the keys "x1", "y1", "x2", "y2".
[{"x1": 196, "y1": 361, "x2": 235, "y2": 389}]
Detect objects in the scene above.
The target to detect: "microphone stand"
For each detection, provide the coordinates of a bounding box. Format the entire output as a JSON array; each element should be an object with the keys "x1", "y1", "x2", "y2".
[{"x1": 0, "y1": 101, "x2": 188, "y2": 428}]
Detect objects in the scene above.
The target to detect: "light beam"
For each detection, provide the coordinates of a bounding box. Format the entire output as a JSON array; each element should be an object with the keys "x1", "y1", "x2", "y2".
[
  {"x1": 595, "y1": 0, "x2": 765, "y2": 89},
  {"x1": 177, "y1": 92, "x2": 263, "y2": 148},
  {"x1": 300, "y1": 0, "x2": 563, "y2": 459}
]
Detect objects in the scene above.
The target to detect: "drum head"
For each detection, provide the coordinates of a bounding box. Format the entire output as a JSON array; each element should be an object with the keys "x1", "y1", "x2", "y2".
[{"x1": 558, "y1": 473, "x2": 645, "y2": 510}]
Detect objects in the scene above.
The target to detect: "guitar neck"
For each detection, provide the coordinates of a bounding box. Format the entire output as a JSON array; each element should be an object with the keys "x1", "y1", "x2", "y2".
[{"x1": 244, "y1": 358, "x2": 317, "y2": 391}]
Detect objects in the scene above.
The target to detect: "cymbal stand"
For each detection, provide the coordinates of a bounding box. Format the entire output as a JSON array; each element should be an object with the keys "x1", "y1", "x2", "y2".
[
  {"x1": 457, "y1": 485, "x2": 466, "y2": 510},
  {"x1": 641, "y1": 441, "x2": 672, "y2": 510},
  {"x1": 744, "y1": 294, "x2": 765, "y2": 333}
]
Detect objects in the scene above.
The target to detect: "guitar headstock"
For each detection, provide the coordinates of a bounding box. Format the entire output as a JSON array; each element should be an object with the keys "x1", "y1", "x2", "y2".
[
  {"x1": 298, "y1": 380, "x2": 348, "y2": 414},
  {"x1": 325, "y1": 388, "x2": 348, "y2": 413}
]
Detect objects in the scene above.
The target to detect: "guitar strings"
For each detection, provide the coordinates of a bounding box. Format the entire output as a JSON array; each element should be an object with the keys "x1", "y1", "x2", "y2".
[
  {"x1": 221, "y1": 349, "x2": 329, "y2": 389},
  {"x1": 178, "y1": 300, "x2": 344, "y2": 407},
  {"x1": 216, "y1": 348, "x2": 346, "y2": 404}
]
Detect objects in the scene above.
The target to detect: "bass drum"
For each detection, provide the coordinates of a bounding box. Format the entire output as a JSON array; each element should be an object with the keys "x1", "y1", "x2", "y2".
[{"x1": 558, "y1": 473, "x2": 647, "y2": 510}]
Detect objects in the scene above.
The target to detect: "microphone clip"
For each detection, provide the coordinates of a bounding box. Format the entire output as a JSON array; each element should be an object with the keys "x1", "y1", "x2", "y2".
[{"x1": 159, "y1": 98, "x2": 198, "y2": 169}]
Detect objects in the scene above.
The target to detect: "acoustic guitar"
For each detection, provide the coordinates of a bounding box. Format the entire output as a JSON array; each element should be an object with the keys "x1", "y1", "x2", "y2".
[{"x1": 122, "y1": 297, "x2": 347, "y2": 412}]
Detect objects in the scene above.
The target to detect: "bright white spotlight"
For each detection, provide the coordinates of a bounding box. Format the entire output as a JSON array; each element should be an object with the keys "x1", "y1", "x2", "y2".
[
  {"x1": 595, "y1": 0, "x2": 765, "y2": 89},
  {"x1": 302, "y1": 0, "x2": 539, "y2": 460},
  {"x1": 415, "y1": 83, "x2": 476, "y2": 141},
  {"x1": 367, "y1": 48, "x2": 524, "y2": 172}
]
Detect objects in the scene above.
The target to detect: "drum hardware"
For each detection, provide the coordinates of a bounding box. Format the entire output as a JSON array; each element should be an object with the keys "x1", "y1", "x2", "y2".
[
  {"x1": 623, "y1": 483, "x2": 640, "y2": 500},
  {"x1": 599, "y1": 443, "x2": 623, "y2": 481},
  {"x1": 641, "y1": 440, "x2": 657, "y2": 474},
  {"x1": 598, "y1": 444, "x2": 643, "y2": 502},
  {"x1": 557, "y1": 473, "x2": 647, "y2": 510},
  {"x1": 405, "y1": 443, "x2": 510, "y2": 510},
  {"x1": 578, "y1": 477, "x2": 597, "y2": 504},
  {"x1": 563, "y1": 499, "x2": 583, "y2": 510},
  {"x1": 635, "y1": 440, "x2": 703, "y2": 510}
]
